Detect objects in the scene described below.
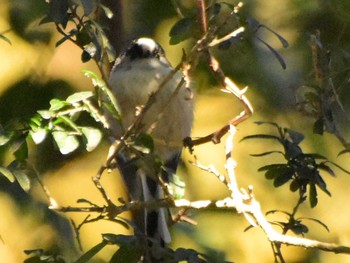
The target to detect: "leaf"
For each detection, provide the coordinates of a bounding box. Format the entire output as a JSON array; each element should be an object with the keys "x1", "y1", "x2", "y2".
[
  {"x1": 58, "y1": 116, "x2": 81, "y2": 133},
  {"x1": 309, "y1": 183, "x2": 318, "y2": 208},
  {"x1": 313, "y1": 117, "x2": 324, "y2": 135},
  {"x1": 37, "y1": 110, "x2": 53, "y2": 119},
  {"x1": 338, "y1": 148, "x2": 350, "y2": 156},
  {"x1": 66, "y1": 91, "x2": 94, "y2": 104},
  {"x1": 46, "y1": 0, "x2": 69, "y2": 25},
  {"x1": 81, "y1": 0, "x2": 97, "y2": 16},
  {"x1": 49, "y1": 99, "x2": 69, "y2": 111},
  {"x1": 81, "y1": 127, "x2": 102, "y2": 152},
  {"x1": 52, "y1": 131, "x2": 79, "y2": 155},
  {"x1": 240, "y1": 134, "x2": 282, "y2": 142},
  {"x1": 0, "y1": 166, "x2": 15, "y2": 182},
  {"x1": 0, "y1": 34, "x2": 11, "y2": 45},
  {"x1": 102, "y1": 234, "x2": 137, "y2": 245},
  {"x1": 169, "y1": 18, "x2": 194, "y2": 45},
  {"x1": 74, "y1": 241, "x2": 107, "y2": 263},
  {"x1": 100, "y1": 4, "x2": 113, "y2": 19},
  {"x1": 109, "y1": 245, "x2": 142, "y2": 263},
  {"x1": 258, "y1": 163, "x2": 290, "y2": 172},
  {"x1": 300, "y1": 217, "x2": 329, "y2": 232},
  {"x1": 0, "y1": 133, "x2": 11, "y2": 146},
  {"x1": 285, "y1": 128, "x2": 304, "y2": 144},
  {"x1": 12, "y1": 169, "x2": 31, "y2": 192},
  {"x1": 250, "y1": 151, "x2": 284, "y2": 157},
  {"x1": 324, "y1": 160, "x2": 350, "y2": 175},
  {"x1": 318, "y1": 162, "x2": 335, "y2": 177},
  {"x1": 273, "y1": 170, "x2": 294, "y2": 187},
  {"x1": 256, "y1": 36, "x2": 286, "y2": 69},
  {"x1": 30, "y1": 128, "x2": 47, "y2": 144},
  {"x1": 12, "y1": 137, "x2": 28, "y2": 161},
  {"x1": 289, "y1": 179, "x2": 300, "y2": 192}
]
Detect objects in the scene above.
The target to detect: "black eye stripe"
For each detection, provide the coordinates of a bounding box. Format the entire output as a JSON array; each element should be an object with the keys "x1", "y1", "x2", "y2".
[{"x1": 125, "y1": 40, "x2": 164, "y2": 61}]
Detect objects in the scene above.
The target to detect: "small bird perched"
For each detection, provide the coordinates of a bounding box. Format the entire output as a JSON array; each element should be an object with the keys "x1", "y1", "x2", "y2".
[{"x1": 107, "y1": 38, "x2": 194, "y2": 247}]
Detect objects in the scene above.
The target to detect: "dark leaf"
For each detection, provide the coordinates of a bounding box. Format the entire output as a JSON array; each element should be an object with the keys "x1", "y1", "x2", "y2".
[
  {"x1": 74, "y1": 241, "x2": 107, "y2": 263},
  {"x1": 258, "y1": 163, "x2": 290, "y2": 172},
  {"x1": 314, "y1": 174, "x2": 331, "y2": 196},
  {"x1": 289, "y1": 179, "x2": 300, "y2": 192},
  {"x1": 290, "y1": 223, "x2": 308, "y2": 236},
  {"x1": 240, "y1": 134, "x2": 282, "y2": 143},
  {"x1": 318, "y1": 162, "x2": 335, "y2": 177},
  {"x1": 324, "y1": 160, "x2": 350, "y2": 175},
  {"x1": 0, "y1": 34, "x2": 11, "y2": 45},
  {"x1": 109, "y1": 244, "x2": 142, "y2": 263},
  {"x1": 285, "y1": 128, "x2": 304, "y2": 144},
  {"x1": 81, "y1": 0, "x2": 97, "y2": 16},
  {"x1": 102, "y1": 234, "x2": 137, "y2": 245},
  {"x1": 299, "y1": 217, "x2": 329, "y2": 232},
  {"x1": 338, "y1": 148, "x2": 350, "y2": 156},
  {"x1": 81, "y1": 50, "x2": 92, "y2": 62},
  {"x1": 313, "y1": 117, "x2": 324, "y2": 135},
  {"x1": 250, "y1": 151, "x2": 284, "y2": 157},
  {"x1": 47, "y1": 0, "x2": 70, "y2": 25},
  {"x1": 169, "y1": 18, "x2": 194, "y2": 45},
  {"x1": 256, "y1": 36, "x2": 286, "y2": 69},
  {"x1": 309, "y1": 183, "x2": 318, "y2": 208},
  {"x1": 273, "y1": 170, "x2": 294, "y2": 187},
  {"x1": 76, "y1": 29, "x2": 92, "y2": 47}
]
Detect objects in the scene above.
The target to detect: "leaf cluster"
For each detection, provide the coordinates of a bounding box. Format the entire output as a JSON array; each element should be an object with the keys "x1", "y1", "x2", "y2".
[
  {"x1": 242, "y1": 121, "x2": 349, "y2": 207},
  {"x1": 41, "y1": 0, "x2": 115, "y2": 63}
]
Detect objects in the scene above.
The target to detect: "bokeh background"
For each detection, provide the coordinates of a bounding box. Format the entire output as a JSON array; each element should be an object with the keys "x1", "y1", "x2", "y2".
[{"x1": 1, "y1": 0, "x2": 350, "y2": 262}]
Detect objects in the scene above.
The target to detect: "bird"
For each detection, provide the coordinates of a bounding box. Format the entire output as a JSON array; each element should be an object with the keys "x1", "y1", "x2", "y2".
[{"x1": 106, "y1": 37, "x2": 194, "y2": 250}]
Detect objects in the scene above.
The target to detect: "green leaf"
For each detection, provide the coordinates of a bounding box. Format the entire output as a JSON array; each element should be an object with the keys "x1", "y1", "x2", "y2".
[
  {"x1": 81, "y1": 127, "x2": 102, "y2": 152},
  {"x1": 12, "y1": 137, "x2": 28, "y2": 161},
  {"x1": 30, "y1": 128, "x2": 47, "y2": 144},
  {"x1": 52, "y1": 131, "x2": 79, "y2": 154},
  {"x1": 0, "y1": 34, "x2": 11, "y2": 45},
  {"x1": 74, "y1": 241, "x2": 107, "y2": 263},
  {"x1": 0, "y1": 166, "x2": 15, "y2": 182},
  {"x1": 58, "y1": 116, "x2": 81, "y2": 133},
  {"x1": 0, "y1": 133, "x2": 12, "y2": 146},
  {"x1": 169, "y1": 18, "x2": 194, "y2": 45},
  {"x1": 66, "y1": 91, "x2": 94, "y2": 104},
  {"x1": 100, "y1": 4, "x2": 113, "y2": 19},
  {"x1": 37, "y1": 110, "x2": 54, "y2": 119},
  {"x1": 13, "y1": 169, "x2": 31, "y2": 192},
  {"x1": 49, "y1": 99, "x2": 69, "y2": 111}
]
